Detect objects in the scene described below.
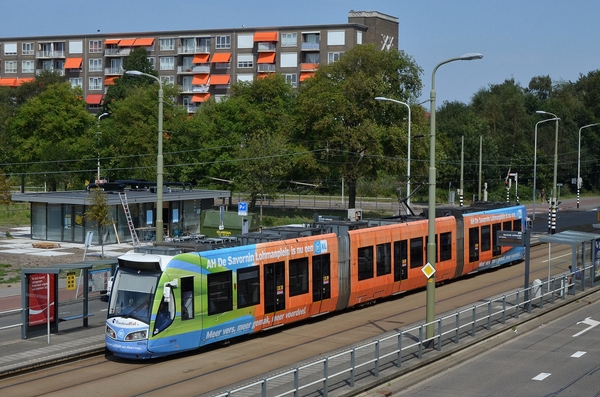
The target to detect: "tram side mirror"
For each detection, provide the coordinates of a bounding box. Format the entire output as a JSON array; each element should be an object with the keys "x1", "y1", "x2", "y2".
[{"x1": 163, "y1": 285, "x2": 172, "y2": 303}]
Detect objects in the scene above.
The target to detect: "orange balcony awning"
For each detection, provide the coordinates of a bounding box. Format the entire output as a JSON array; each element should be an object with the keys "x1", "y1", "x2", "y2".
[
  {"x1": 210, "y1": 53, "x2": 231, "y2": 63},
  {"x1": 300, "y1": 72, "x2": 315, "y2": 82},
  {"x1": 193, "y1": 54, "x2": 210, "y2": 63},
  {"x1": 0, "y1": 78, "x2": 17, "y2": 87},
  {"x1": 133, "y1": 38, "x2": 154, "y2": 46},
  {"x1": 64, "y1": 57, "x2": 83, "y2": 69},
  {"x1": 254, "y1": 32, "x2": 278, "y2": 42},
  {"x1": 16, "y1": 78, "x2": 34, "y2": 86},
  {"x1": 192, "y1": 93, "x2": 211, "y2": 103},
  {"x1": 192, "y1": 74, "x2": 209, "y2": 85},
  {"x1": 118, "y1": 38, "x2": 136, "y2": 47},
  {"x1": 257, "y1": 52, "x2": 276, "y2": 64},
  {"x1": 104, "y1": 39, "x2": 120, "y2": 45},
  {"x1": 104, "y1": 76, "x2": 119, "y2": 85},
  {"x1": 256, "y1": 73, "x2": 269, "y2": 80},
  {"x1": 86, "y1": 94, "x2": 103, "y2": 105},
  {"x1": 301, "y1": 63, "x2": 319, "y2": 71},
  {"x1": 209, "y1": 75, "x2": 231, "y2": 85}
]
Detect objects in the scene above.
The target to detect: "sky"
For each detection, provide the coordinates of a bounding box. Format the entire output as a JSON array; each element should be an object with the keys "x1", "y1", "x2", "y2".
[{"x1": 3, "y1": 0, "x2": 599, "y2": 105}]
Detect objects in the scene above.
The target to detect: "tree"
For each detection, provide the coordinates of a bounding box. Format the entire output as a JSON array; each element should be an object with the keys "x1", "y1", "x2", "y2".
[
  {"x1": 84, "y1": 188, "x2": 111, "y2": 257},
  {"x1": 6, "y1": 82, "x2": 94, "y2": 191},
  {"x1": 0, "y1": 168, "x2": 12, "y2": 236},
  {"x1": 295, "y1": 44, "x2": 423, "y2": 208}
]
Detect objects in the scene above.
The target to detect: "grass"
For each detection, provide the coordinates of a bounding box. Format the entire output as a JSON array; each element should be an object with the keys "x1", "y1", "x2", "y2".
[{"x1": 0, "y1": 263, "x2": 20, "y2": 286}]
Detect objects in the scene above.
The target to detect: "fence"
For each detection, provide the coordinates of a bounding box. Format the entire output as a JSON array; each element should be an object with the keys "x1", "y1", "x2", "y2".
[{"x1": 211, "y1": 265, "x2": 596, "y2": 397}]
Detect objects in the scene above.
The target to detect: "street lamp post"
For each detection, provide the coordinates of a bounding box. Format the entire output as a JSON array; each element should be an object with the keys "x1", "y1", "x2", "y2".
[
  {"x1": 577, "y1": 123, "x2": 600, "y2": 208},
  {"x1": 532, "y1": 116, "x2": 560, "y2": 221},
  {"x1": 374, "y1": 97, "x2": 412, "y2": 208},
  {"x1": 427, "y1": 53, "x2": 483, "y2": 339},
  {"x1": 126, "y1": 70, "x2": 164, "y2": 243},
  {"x1": 535, "y1": 111, "x2": 559, "y2": 234},
  {"x1": 97, "y1": 112, "x2": 109, "y2": 182}
]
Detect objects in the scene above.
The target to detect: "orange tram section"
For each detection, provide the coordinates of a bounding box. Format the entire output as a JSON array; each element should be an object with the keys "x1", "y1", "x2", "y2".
[{"x1": 105, "y1": 202, "x2": 527, "y2": 359}]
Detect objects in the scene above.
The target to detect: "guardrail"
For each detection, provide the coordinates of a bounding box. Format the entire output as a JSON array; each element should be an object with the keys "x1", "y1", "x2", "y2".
[
  {"x1": 0, "y1": 308, "x2": 23, "y2": 332},
  {"x1": 212, "y1": 265, "x2": 596, "y2": 397}
]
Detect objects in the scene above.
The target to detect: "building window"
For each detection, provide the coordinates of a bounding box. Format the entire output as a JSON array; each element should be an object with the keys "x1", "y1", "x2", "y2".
[
  {"x1": 4, "y1": 43, "x2": 17, "y2": 55},
  {"x1": 159, "y1": 38, "x2": 174, "y2": 51},
  {"x1": 237, "y1": 34, "x2": 253, "y2": 49},
  {"x1": 281, "y1": 33, "x2": 297, "y2": 47},
  {"x1": 69, "y1": 77, "x2": 82, "y2": 88},
  {"x1": 22, "y1": 42, "x2": 34, "y2": 55},
  {"x1": 327, "y1": 30, "x2": 345, "y2": 46},
  {"x1": 89, "y1": 40, "x2": 102, "y2": 54},
  {"x1": 160, "y1": 75, "x2": 174, "y2": 85},
  {"x1": 237, "y1": 53, "x2": 253, "y2": 68},
  {"x1": 89, "y1": 58, "x2": 102, "y2": 72},
  {"x1": 147, "y1": 57, "x2": 155, "y2": 69},
  {"x1": 69, "y1": 40, "x2": 83, "y2": 54},
  {"x1": 280, "y1": 52, "x2": 298, "y2": 68},
  {"x1": 357, "y1": 31, "x2": 363, "y2": 45},
  {"x1": 89, "y1": 77, "x2": 103, "y2": 90},
  {"x1": 237, "y1": 73, "x2": 253, "y2": 82},
  {"x1": 21, "y1": 60, "x2": 34, "y2": 73},
  {"x1": 328, "y1": 52, "x2": 344, "y2": 64},
  {"x1": 303, "y1": 52, "x2": 320, "y2": 64},
  {"x1": 160, "y1": 57, "x2": 174, "y2": 70},
  {"x1": 215, "y1": 35, "x2": 231, "y2": 49},
  {"x1": 283, "y1": 73, "x2": 297, "y2": 88},
  {"x1": 4, "y1": 61, "x2": 17, "y2": 73}
]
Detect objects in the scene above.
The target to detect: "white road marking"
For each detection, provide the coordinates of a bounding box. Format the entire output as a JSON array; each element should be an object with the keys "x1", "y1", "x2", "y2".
[
  {"x1": 541, "y1": 253, "x2": 571, "y2": 263},
  {"x1": 573, "y1": 317, "x2": 600, "y2": 337},
  {"x1": 571, "y1": 351, "x2": 586, "y2": 358},
  {"x1": 532, "y1": 373, "x2": 551, "y2": 381}
]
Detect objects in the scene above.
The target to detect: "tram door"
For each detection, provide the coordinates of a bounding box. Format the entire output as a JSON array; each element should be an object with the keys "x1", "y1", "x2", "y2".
[
  {"x1": 311, "y1": 254, "x2": 331, "y2": 313},
  {"x1": 264, "y1": 262, "x2": 285, "y2": 321}
]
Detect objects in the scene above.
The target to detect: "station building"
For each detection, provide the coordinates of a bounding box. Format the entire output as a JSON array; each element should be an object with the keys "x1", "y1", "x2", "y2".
[{"x1": 0, "y1": 10, "x2": 398, "y2": 114}]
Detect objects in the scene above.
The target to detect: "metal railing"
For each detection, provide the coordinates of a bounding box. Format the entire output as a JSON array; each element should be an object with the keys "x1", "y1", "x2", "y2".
[{"x1": 211, "y1": 265, "x2": 596, "y2": 397}]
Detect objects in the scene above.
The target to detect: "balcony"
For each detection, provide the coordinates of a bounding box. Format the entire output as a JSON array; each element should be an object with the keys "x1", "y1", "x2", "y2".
[
  {"x1": 36, "y1": 69, "x2": 64, "y2": 76},
  {"x1": 104, "y1": 48, "x2": 131, "y2": 57},
  {"x1": 177, "y1": 64, "x2": 210, "y2": 74},
  {"x1": 105, "y1": 67, "x2": 124, "y2": 75},
  {"x1": 257, "y1": 42, "x2": 277, "y2": 52},
  {"x1": 300, "y1": 63, "x2": 319, "y2": 72},
  {"x1": 181, "y1": 84, "x2": 209, "y2": 94},
  {"x1": 36, "y1": 50, "x2": 65, "y2": 58},
  {"x1": 301, "y1": 42, "x2": 320, "y2": 51},
  {"x1": 257, "y1": 64, "x2": 276, "y2": 73},
  {"x1": 177, "y1": 45, "x2": 210, "y2": 54}
]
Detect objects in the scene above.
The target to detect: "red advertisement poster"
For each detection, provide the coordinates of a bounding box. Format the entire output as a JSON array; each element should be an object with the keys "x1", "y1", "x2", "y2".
[{"x1": 28, "y1": 274, "x2": 55, "y2": 326}]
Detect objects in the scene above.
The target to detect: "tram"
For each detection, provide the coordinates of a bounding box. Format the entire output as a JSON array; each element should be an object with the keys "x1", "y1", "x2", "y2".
[{"x1": 105, "y1": 202, "x2": 527, "y2": 359}]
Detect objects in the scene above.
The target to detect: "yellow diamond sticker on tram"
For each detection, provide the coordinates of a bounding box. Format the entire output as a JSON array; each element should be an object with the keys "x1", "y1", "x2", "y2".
[{"x1": 422, "y1": 262, "x2": 436, "y2": 279}]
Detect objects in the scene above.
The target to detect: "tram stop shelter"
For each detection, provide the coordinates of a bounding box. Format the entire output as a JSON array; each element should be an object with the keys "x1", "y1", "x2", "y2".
[
  {"x1": 20, "y1": 259, "x2": 118, "y2": 339},
  {"x1": 538, "y1": 230, "x2": 600, "y2": 291}
]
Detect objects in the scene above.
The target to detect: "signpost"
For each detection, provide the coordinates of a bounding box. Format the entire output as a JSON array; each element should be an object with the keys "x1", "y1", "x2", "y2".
[{"x1": 497, "y1": 230, "x2": 530, "y2": 309}]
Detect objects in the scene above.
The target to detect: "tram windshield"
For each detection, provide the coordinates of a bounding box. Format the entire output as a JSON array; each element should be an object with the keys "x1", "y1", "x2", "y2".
[{"x1": 108, "y1": 270, "x2": 160, "y2": 324}]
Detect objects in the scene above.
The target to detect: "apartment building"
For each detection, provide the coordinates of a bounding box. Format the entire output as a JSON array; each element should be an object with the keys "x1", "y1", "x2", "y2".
[{"x1": 0, "y1": 10, "x2": 398, "y2": 114}]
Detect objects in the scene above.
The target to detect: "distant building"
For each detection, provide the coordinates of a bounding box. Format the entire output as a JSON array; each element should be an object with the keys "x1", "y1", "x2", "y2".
[
  {"x1": 11, "y1": 181, "x2": 230, "y2": 245},
  {"x1": 0, "y1": 10, "x2": 398, "y2": 114}
]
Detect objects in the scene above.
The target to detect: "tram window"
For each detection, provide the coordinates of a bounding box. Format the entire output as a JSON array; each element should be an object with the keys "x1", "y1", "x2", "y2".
[
  {"x1": 492, "y1": 223, "x2": 501, "y2": 256},
  {"x1": 237, "y1": 267, "x2": 260, "y2": 308},
  {"x1": 503, "y1": 221, "x2": 511, "y2": 231},
  {"x1": 312, "y1": 253, "x2": 331, "y2": 301},
  {"x1": 207, "y1": 271, "x2": 233, "y2": 315},
  {"x1": 513, "y1": 220, "x2": 521, "y2": 231},
  {"x1": 481, "y1": 225, "x2": 491, "y2": 252},
  {"x1": 180, "y1": 277, "x2": 194, "y2": 320},
  {"x1": 153, "y1": 298, "x2": 174, "y2": 335},
  {"x1": 393, "y1": 240, "x2": 408, "y2": 281},
  {"x1": 469, "y1": 227, "x2": 479, "y2": 262},
  {"x1": 410, "y1": 237, "x2": 423, "y2": 268},
  {"x1": 358, "y1": 246, "x2": 374, "y2": 280},
  {"x1": 440, "y1": 232, "x2": 452, "y2": 261},
  {"x1": 289, "y1": 257, "x2": 309, "y2": 296},
  {"x1": 376, "y1": 243, "x2": 391, "y2": 276}
]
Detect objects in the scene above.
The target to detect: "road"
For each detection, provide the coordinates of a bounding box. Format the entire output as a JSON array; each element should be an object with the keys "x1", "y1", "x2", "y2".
[{"x1": 0, "y1": 242, "x2": 583, "y2": 397}]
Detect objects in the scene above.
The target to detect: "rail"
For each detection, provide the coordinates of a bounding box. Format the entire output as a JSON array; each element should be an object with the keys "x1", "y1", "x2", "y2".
[
  {"x1": 212, "y1": 264, "x2": 596, "y2": 397},
  {"x1": 0, "y1": 308, "x2": 23, "y2": 331}
]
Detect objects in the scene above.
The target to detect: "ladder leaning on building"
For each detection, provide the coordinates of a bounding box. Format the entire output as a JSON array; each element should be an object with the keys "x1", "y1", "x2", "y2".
[{"x1": 118, "y1": 191, "x2": 141, "y2": 247}]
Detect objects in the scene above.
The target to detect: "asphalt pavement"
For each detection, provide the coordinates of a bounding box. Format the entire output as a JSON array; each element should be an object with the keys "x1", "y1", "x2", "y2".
[{"x1": 0, "y1": 196, "x2": 597, "y2": 380}]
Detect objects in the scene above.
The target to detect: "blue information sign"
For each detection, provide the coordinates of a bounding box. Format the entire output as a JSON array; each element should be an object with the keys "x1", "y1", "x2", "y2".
[{"x1": 238, "y1": 202, "x2": 248, "y2": 216}]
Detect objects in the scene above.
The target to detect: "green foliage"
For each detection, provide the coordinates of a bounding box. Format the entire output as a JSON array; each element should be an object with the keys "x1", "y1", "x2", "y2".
[{"x1": 84, "y1": 188, "x2": 112, "y2": 255}]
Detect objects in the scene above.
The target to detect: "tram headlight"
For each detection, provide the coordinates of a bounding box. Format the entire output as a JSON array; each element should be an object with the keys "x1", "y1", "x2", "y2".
[
  {"x1": 125, "y1": 330, "x2": 148, "y2": 341},
  {"x1": 105, "y1": 325, "x2": 116, "y2": 339}
]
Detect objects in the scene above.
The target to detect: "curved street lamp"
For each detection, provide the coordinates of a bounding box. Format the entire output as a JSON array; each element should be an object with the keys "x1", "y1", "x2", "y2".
[
  {"x1": 535, "y1": 110, "x2": 559, "y2": 234},
  {"x1": 532, "y1": 116, "x2": 560, "y2": 221},
  {"x1": 125, "y1": 70, "x2": 164, "y2": 243},
  {"x1": 427, "y1": 53, "x2": 483, "y2": 338},
  {"x1": 577, "y1": 123, "x2": 600, "y2": 208},
  {"x1": 374, "y1": 97, "x2": 413, "y2": 208}
]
